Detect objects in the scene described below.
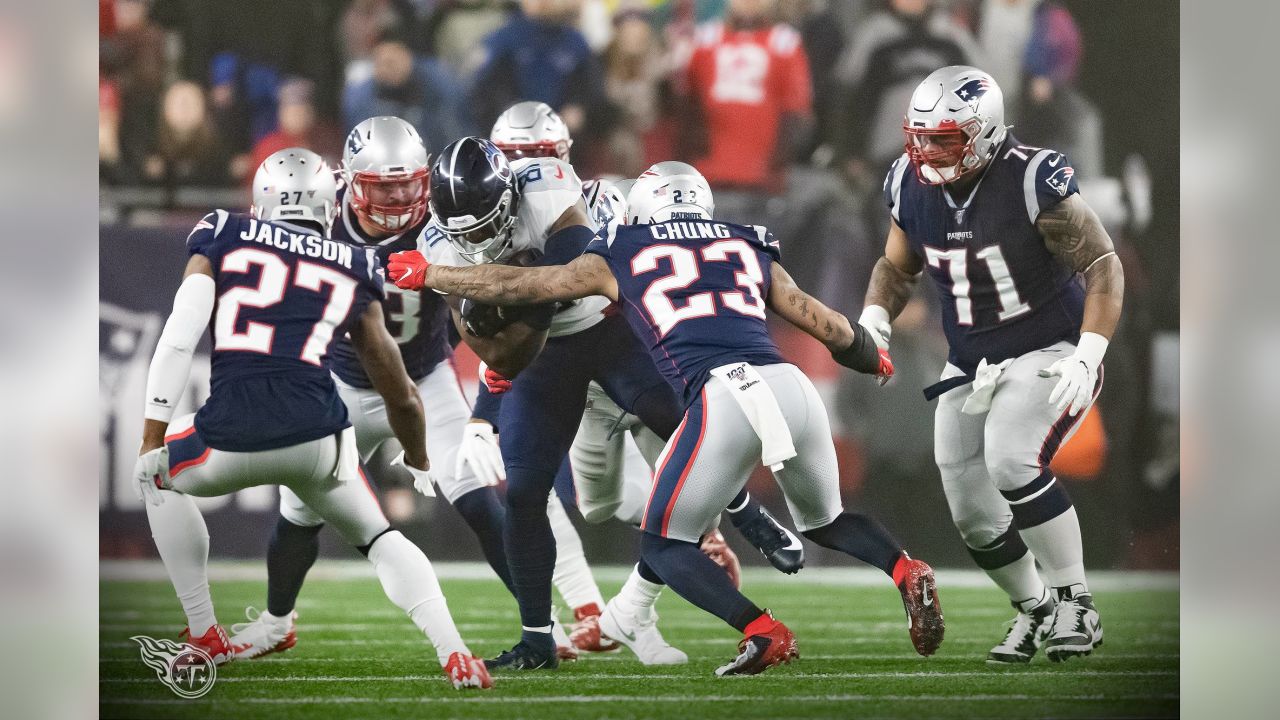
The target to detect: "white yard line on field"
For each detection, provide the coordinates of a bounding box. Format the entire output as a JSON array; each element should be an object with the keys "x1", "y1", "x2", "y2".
[{"x1": 102, "y1": 692, "x2": 1180, "y2": 706}]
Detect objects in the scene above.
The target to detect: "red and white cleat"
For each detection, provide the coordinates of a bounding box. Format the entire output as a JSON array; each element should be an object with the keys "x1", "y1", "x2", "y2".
[
  {"x1": 895, "y1": 555, "x2": 945, "y2": 656},
  {"x1": 444, "y1": 652, "x2": 493, "y2": 690},
  {"x1": 714, "y1": 610, "x2": 798, "y2": 676},
  {"x1": 229, "y1": 606, "x2": 297, "y2": 660},
  {"x1": 700, "y1": 530, "x2": 742, "y2": 589},
  {"x1": 569, "y1": 603, "x2": 620, "y2": 652},
  {"x1": 178, "y1": 624, "x2": 245, "y2": 666},
  {"x1": 551, "y1": 614, "x2": 579, "y2": 661}
]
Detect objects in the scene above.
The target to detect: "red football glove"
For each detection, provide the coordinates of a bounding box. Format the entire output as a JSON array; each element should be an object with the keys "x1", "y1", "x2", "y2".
[
  {"x1": 875, "y1": 348, "x2": 895, "y2": 387},
  {"x1": 479, "y1": 363, "x2": 512, "y2": 395},
  {"x1": 387, "y1": 250, "x2": 430, "y2": 290}
]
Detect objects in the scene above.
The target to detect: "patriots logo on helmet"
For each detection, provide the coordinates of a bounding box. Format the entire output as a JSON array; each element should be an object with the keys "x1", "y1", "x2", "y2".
[
  {"x1": 345, "y1": 128, "x2": 366, "y2": 158},
  {"x1": 1045, "y1": 165, "x2": 1076, "y2": 197},
  {"x1": 953, "y1": 77, "x2": 991, "y2": 110}
]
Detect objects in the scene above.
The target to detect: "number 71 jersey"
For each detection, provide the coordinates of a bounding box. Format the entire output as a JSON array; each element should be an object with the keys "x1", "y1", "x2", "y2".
[
  {"x1": 586, "y1": 219, "x2": 786, "y2": 408},
  {"x1": 885, "y1": 134, "x2": 1086, "y2": 375},
  {"x1": 185, "y1": 210, "x2": 385, "y2": 451}
]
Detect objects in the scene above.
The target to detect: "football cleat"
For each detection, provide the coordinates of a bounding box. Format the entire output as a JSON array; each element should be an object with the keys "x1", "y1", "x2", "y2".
[
  {"x1": 1044, "y1": 585, "x2": 1103, "y2": 662},
  {"x1": 700, "y1": 530, "x2": 742, "y2": 589},
  {"x1": 569, "y1": 603, "x2": 620, "y2": 652},
  {"x1": 444, "y1": 651, "x2": 494, "y2": 690},
  {"x1": 987, "y1": 595, "x2": 1055, "y2": 664},
  {"x1": 734, "y1": 505, "x2": 805, "y2": 574},
  {"x1": 229, "y1": 606, "x2": 297, "y2": 660},
  {"x1": 550, "y1": 612, "x2": 579, "y2": 661},
  {"x1": 484, "y1": 639, "x2": 560, "y2": 672},
  {"x1": 178, "y1": 624, "x2": 245, "y2": 666},
  {"x1": 598, "y1": 597, "x2": 688, "y2": 665},
  {"x1": 896, "y1": 557, "x2": 945, "y2": 656},
  {"x1": 714, "y1": 610, "x2": 797, "y2": 676}
]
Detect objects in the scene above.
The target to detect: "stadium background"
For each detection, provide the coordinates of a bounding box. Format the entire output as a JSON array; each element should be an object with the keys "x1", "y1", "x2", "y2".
[{"x1": 98, "y1": 0, "x2": 1179, "y2": 573}]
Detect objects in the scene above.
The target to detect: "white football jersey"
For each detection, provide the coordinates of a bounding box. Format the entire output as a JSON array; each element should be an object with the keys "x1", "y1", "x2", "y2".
[{"x1": 419, "y1": 156, "x2": 608, "y2": 337}]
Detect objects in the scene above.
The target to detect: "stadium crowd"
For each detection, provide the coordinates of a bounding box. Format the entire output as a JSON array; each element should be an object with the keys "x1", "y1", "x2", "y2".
[{"x1": 99, "y1": 0, "x2": 1175, "y2": 569}]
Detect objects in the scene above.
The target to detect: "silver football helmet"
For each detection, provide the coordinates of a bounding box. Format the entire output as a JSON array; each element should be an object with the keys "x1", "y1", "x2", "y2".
[
  {"x1": 490, "y1": 101, "x2": 572, "y2": 162},
  {"x1": 903, "y1": 65, "x2": 1008, "y2": 185},
  {"x1": 628, "y1": 161, "x2": 714, "y2": 224},
  {"x1": 342, "y1": 116, "x2": 431, "y2": 232},
  {"x1": 251, "y1": 148, "x2": 338, "y2": 232}
]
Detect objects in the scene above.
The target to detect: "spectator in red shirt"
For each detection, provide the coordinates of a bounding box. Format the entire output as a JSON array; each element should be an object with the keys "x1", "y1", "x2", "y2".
[
  {"x1": 249, "y1": 80, "x2": 342, "y2": 178},
  {"x1": 681, "y1": 0, "x2": 813, "y2": 196}
]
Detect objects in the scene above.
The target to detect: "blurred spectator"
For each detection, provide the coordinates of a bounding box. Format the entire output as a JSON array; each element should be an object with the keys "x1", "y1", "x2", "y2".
[
  {"x1": 833, "y1": 0, "x2": 980, "y2": 189},
  {"x1": 343, "y1": 34, "x2": 469, "y2": 154},
  {"x1": 776, "y1": 0, "x2": 847, "y2": 163},
  {"x1": 340, "y1": 0, "x2": 414, "y2": 67},
  {"x1": 250, "y1": 81, "x2": 343, "y2": 178},
  {"x1": 1014, "y1": 1, "x2": 1103, "y2": 176},
  {"x1": 420, "y1": 1, "x2": 513, "y2": 83},
  {"x1": 681, "y1": 0, "x2": 813, "y2": 199},
  {"x1": 470, "y1": 0, "x2": 604, "y2": 138},
  {"x1": 99, "y1": 0, "x2": 167, "y2": 183},
  {"x1": 600, "y1": 10, "x2": 671, "y2": 177},
  {"x1": 974, "y1": 0, "x2": 1038, "y2": 111},
  {"x1": 143, "y1": 81, "x2": 238, "y2": 187},
  {"x1": 99, "y1": 77, "x2": 123, "y2": 182}
]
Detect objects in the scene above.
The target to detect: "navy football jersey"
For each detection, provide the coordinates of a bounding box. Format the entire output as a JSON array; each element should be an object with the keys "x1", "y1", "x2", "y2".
[
  {"x1": 328, "y1": 191, "x2": 452, "y2": 388},
  {"x1": 187, "y1": 210, "x2": 384, "y2": 451},
  {"x1": 885, "y1": 134, "x2": 1085, "y2": 375},
  {"x1": 586, "y1": 219, "x2": 786, "y2": 407}
]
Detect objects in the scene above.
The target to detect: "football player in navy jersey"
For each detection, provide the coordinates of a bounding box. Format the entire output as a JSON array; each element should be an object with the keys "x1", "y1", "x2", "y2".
[
  {"x1": 865, "y1": 66, "x2": 1125, "y2": 663},
  {"x1": 390, "y1": 163, "x2": 948, "y2": 676},
  {"x1": 228, "y1": 117, "x2": 522, "y2": 661},
  {"x1": 132, "y1": 148, "x2": 490, "y2": 689}
]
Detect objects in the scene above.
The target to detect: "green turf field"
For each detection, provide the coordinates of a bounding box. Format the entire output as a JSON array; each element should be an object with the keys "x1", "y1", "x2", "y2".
[{"x1": 100, "y1": 563, "x2": 1178, "y2": 719}]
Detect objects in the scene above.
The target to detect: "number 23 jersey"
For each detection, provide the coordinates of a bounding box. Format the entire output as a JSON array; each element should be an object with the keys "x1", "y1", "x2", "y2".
[
  {"x1": 885, "y1": 134, "x2": 1085, "y2": 375},
  {"x1": 187, "y1": 210, "x2": 384, "y2": 451}
]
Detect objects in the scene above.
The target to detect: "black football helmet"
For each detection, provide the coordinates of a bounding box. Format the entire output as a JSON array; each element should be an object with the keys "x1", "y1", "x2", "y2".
[{"x1": 429, "y1": 136, "x2": 519, "y2": 264}]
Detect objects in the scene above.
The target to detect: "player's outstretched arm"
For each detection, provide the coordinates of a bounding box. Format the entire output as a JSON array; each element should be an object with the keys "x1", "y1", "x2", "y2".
[
  {"x1": 424, "y1": 253, "x2": 618, "y2": 306},
  {"x1": 863, "y1": 219, "x2": 923, "y2": 327},
  {"x1": 1036, "y1": 193, "x2": 1126, "y2": 415},
  {"x1": 349, "y1": 300, "x2": 430, "y2": 470},
  {"x1": 767, "y1": 262, "x2": 890, "y2": 379},
  {"x1": 140, "y1": 255, "x2": 216, "y2": 452}
]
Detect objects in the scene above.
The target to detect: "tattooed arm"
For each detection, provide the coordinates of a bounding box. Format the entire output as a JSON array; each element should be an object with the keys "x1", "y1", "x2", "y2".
[
  {"x1": 862, "y1": 219, "x2": 923, "y2": 321},
  {"x1": 424, "y1": 253, "x2": 619, "y2": 306},
  {"x1": 767, "y1": 262, "x2": 854, "y2": 351},
  {"x1": 1037, "y1": 193, "x2": 1125, "y2": 339}
]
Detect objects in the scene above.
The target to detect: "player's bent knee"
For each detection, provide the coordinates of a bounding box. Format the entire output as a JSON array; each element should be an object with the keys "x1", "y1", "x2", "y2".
[
  {"x1": 965, "y1": 525, "x2": 1030, "y2": 570},
  {"x1": 984, "y1": 451, "x2": 1040, "y2": 493},
  {"x1": 579, "y1": 501, "x2": 623, "y2": 525},
  {"x1": 1000, "y1": 471, "x2": 1073, "y2": 528},
  {"x1": 951, "y1": 511, "x2": 1010, "y2": 551}
]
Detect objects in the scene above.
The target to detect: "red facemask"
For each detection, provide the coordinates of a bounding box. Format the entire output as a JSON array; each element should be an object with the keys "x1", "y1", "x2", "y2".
[
  {"x1": 903, "y1": 118, "x2": 982, "y2": 185},
  {"x1": 349, "y1": 168, "x2": 430, "y2": 232},
  {"x1": 494, "y1": 140, "x2": 570, "y2": 163}
]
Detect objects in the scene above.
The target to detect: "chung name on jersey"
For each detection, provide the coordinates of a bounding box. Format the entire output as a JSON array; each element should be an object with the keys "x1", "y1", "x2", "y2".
[
  {"x1": 649, "y1": 222, "x2": 734, "y2": 241},
  {"x1": 239, "y1": 218, "x2": 354, "y2": 268}
]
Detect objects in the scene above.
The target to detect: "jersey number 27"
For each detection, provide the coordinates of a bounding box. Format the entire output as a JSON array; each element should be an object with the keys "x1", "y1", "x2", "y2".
[{"x1": 631, "y1": 239, "x2": 766, "y2": 336}]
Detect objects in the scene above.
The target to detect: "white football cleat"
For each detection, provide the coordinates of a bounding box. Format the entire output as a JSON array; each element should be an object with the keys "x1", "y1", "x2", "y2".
[
  {"x1": 229, "y1": 606, "x2": 297, "y2": 660},
  {"x1": 1044, "y1": 585, "x2": 1103, "y2": 662},
  {"x1": 598, "y1": 597, "x2": 688, "y2": 665},
  {"x1": 987, "y1": 595, "x2": 1054, "y2": 664}
]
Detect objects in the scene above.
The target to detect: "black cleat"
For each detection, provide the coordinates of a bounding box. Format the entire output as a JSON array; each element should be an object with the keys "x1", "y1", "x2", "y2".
[
  {"x1": 733, "y1": 505, "x2": 805, "y2": 574},
  {"x1": 484, "y1": 640, "x2": 560, "y2": 672}
]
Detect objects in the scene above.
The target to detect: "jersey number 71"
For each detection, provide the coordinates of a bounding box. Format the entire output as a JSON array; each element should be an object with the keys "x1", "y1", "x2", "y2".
[{"x1": 631, "y1": 239, "x2": 766, "y2": 336}]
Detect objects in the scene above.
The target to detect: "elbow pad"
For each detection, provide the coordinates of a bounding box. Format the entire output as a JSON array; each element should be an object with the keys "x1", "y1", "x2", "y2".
[
  {"x1": 144, "y1": 274, "x2": 215, "y2": 421},
  {"x1": 830, "y1": 323, "x2": 881, "y2": 374}
]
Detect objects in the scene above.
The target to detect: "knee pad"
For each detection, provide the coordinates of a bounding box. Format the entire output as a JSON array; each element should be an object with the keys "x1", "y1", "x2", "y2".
[
  {"x1": 579, "y1": 500, "x2": 623, "y2": 525},
  {"x1": 951, "y1": 509, "x2": 1012, "y2": 551},
  {"x1": 965, "y1": 525, "x2": 1030, "y2": 570},
  {"x1": 1001, "y1": 470, "x2": 1073, "y2": 529},
  {"x1": 984, "y1": 449, "x2": 1039, "y2": 494}
]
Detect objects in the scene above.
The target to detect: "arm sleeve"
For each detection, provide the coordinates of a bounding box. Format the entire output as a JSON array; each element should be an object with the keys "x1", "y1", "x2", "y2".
[
  {"x1": 144, "y1": 273, "x2": 215, "y2": 422},
  {"x1": 1025, "y1": 149, "x2": 1079, "y2": 223},
  {"x1": 538, "y1": 224, "x2": 597, "y2": 266}
]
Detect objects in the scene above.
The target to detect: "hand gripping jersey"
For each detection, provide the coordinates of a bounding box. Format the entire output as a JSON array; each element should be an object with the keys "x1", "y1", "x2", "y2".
[
  {"x1": 885, "y1": 134, "x2": 1085, "y2": 376},
  {"x1": 328, "y1": 188, "x2": 452, "y2": 388},
  {"x1": 187, "y1": 210, "x2": 384, "y2": 451},
  {"x1": 586, "y1": 219, "x2": 787, "y2": 407},
  {"x1": 419, "y1": 156, "x2": 610, "y2": 337}
]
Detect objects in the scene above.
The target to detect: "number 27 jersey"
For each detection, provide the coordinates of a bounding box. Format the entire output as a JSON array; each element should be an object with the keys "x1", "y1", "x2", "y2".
[
  {"x1": 586, "y1": 219, "x2": 786, "y2": 408},
  {"x1": 187, "y1": 210, "x2": 385, "y2": 452}
]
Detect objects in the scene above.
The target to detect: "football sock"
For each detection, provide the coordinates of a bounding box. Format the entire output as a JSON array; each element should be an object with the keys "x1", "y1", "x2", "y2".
[
  {"x1": 614, "y1": 564, "x2": 663, "y2": 614},
  {"x1": 1001, "y1": 475, "x2": 1087, "y2": 591},
  {"x1": 266, "y1": 515, "x2": 322, "y2": 617},
  {"x1": 366, "y1": 531, "x2": 467, "y2": 665},
  {"x1": 724, "y1": 490, "x2": 755, "y2": 524},
  {"x1": 451, "y1": 487, "x2": 515, "y2": 594},
  {"x1": 503, "y1": 474, "x2": 558, "y2": 631},
  {"x1": 801, "y1": 512, "x2": 904, "y2": 576},
  {"x1": 548, "y1": 494, "x2": 605, "y2": 611},
  {"x1": 146, "y1": 490, "x2": 216, "y2": 636},
  {"x1": 640, "y1": 533, "x2": 762, "y2": 632},
  {"x1": 965, "y1": 526, "x2": 1047, "y2": 608}
]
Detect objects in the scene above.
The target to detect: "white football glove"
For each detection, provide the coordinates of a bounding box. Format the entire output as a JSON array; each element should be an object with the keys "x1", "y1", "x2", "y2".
[
  {"x1": 858, "y1": 305, "x2": 892, "y2": 351},
  {"x1": 455, "y1": 421, "x2": 505, "y2": 487},
  {"x1": 1038, "y1": 332, "x2": 1108, "y2": 417},
  {"x1": 392, "y1": 451, "x2": 437, "y2": 498},
  {"x1": 134, "y1": 446, "x2": 170, "y2": 506}
]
